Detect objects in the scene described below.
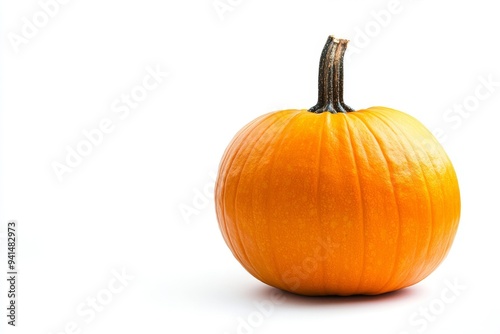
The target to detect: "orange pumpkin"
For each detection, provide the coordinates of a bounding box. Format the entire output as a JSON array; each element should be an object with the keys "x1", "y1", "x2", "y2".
[{"x1": 215, "y1": 36, "x2": 460, "y2": 296}]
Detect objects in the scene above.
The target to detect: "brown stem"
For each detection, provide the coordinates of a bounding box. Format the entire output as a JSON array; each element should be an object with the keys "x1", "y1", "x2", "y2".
[{"x1": 309, "y1": 36, "x2": 354, "y2": 114}]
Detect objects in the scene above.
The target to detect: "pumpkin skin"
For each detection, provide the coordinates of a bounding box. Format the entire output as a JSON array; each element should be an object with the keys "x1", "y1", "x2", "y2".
[{"x1": 215, "y1": 37, "x2": 460, "y2": 296}]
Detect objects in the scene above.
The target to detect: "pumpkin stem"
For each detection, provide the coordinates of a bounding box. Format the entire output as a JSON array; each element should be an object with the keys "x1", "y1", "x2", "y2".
[{"x1": 309, "y1": 36, "x2": 354, "y2": 114}]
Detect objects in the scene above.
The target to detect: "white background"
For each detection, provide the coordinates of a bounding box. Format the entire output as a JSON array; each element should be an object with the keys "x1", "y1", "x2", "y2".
[{"x1": 1, "y1": 0, "x2": 499, "y2": 333}]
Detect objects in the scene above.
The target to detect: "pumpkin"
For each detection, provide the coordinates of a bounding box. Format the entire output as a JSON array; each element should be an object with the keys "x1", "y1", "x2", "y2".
[{"x1": 215, "y1": 36, "x2": 460, "y2": 296}]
